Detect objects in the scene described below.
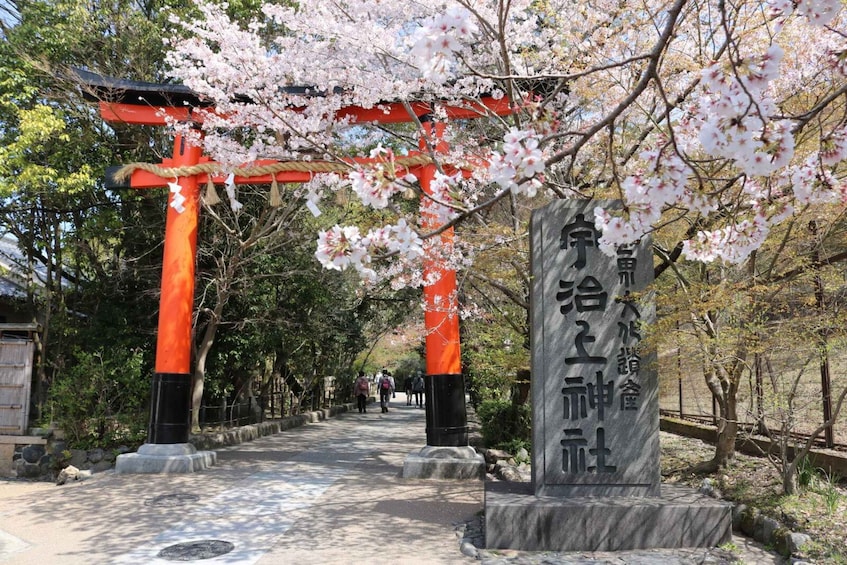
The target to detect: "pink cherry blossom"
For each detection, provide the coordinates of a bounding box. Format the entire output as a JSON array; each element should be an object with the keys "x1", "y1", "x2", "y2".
[
  {"x1": 162, "y1": 0, "x2": 847, "y2": 277},
  {"x1": 315, "y1": 225, "x2": 368, "y2": 272}
]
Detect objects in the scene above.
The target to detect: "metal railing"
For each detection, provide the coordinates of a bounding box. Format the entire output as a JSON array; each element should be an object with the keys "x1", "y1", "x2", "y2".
[{"x1": 196, "y1": 387, "x2": 342, "y2": 430}]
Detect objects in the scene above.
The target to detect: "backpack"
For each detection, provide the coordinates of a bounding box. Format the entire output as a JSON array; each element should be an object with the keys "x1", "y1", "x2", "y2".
[
  {"x1": 413, "y1": 376, "x2": 424, "y2": 392},
  {"x1": 357, "y1": 379, "x2": 369, "y2": 393},
  {"x1": 381, "y1": 378, "x2": 391, "y2": 391}
]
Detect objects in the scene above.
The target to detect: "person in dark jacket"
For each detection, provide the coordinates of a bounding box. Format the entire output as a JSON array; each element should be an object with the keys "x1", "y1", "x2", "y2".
[
  {"x1": 412, "y1": 372, "x2": 425, "y2": 407},
  {"x1": 404, "y1": 376, "x2": 413, "y2": 405}
]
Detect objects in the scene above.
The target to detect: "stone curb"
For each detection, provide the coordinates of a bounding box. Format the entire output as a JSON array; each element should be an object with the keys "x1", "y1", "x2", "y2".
[
  {"x1": 733, "y1": 502, "x2": 812, "y2": 561},
  {"x1": 189, "y1": 402, "x2": 356, "y2": 450}
]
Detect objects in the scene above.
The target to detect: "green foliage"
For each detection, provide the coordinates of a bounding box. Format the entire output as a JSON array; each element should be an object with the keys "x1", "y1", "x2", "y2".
[
  {"x1": 476, "y1": 398, "x2": 531, "y2": 450},
  {"x1": 0, "y1": 0, "x2": 175, "y2": 428},
  {"x1": 391, "y1": 354, "x2": 425, "y2": 383},
  {"x1": 498, "y1": 437, "x2": 532, "y2": 461},
  {"x1": 822, "y1": 472, "x2": 842, "y2": 514},
  {"x1": 801, "y1": 463, "x2": 844, "y2": 514},
  {"x1": 463, "y1": 320, "x2": 528, "y2": 404},
  {"x1": 48, "y1": 347, "x2": 149, "y2": 449},
  {"x1": 718, "y1": 541, "x2": 738, "y2": 552},
  {"x1": 797, "y1": 455, "x2": 816, "y2": 488},
  {"x1": 197, "y1": 220, "x2": 377, "y2": 406}
]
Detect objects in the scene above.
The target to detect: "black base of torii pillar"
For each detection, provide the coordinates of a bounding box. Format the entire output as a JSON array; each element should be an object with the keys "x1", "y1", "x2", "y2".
[
  {"x1": 424, "y1": 373, "x2": 468, "y2": 446},
  {"x1": 115, "y1": 372, "x2": 215, "y2": 473},
  {"x1": 403, "y1": 372, "x2": 483, "y2": 480},
  {"x1": 147, "y1": 372, "x2": 192, "y2": 444}
]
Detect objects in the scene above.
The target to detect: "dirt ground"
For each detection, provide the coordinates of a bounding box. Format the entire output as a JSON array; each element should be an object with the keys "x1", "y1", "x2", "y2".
[{"x1": 660, "y1": 431, "x2": 847, "y2": 563}]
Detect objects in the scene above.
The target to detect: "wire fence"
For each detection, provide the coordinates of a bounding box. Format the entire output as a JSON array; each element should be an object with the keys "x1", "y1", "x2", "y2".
[{"x1": 658, "y1": 336, "x2": 847, "y2": 449}]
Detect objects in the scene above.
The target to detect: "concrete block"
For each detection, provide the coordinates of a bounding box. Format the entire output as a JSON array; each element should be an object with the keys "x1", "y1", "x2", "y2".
[
  {"x1": 485, "y1": 482, "x2": 732, "y2": 552},
  {"x1": 0, "y1": 435, "x2": 47, "y2": 444},
  {"x1": 0, "y1": 443, "x2": 14, "y2": 477},
  {"x1": 403, "y1": 446, "x2": 485, "y2": 480},
  {"x1": 114, "y1": 443, "x2": 216, "y2": 474}
]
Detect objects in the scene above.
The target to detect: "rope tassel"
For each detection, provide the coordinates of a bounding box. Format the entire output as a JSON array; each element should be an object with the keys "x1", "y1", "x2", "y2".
[
  {"x1": 204, "y1": 177, "x2": 221, "y2": 205},
  {"x1": 269, "y1": 174, "x2": 282, "y2": 207}
]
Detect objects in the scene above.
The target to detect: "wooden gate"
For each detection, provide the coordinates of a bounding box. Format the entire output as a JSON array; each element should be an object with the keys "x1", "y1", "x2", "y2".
[{"x1": 0, "y1": 324, "x2": 37, "y2": 435}]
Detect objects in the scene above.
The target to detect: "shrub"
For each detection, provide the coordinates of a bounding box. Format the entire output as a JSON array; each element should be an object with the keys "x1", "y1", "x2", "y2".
[
  {"x1": 48, "y1": 347, "x2": 148, "y2": 449},
  {"x1": 477, "y1": 398, "x2": 531, "y2": 451}
]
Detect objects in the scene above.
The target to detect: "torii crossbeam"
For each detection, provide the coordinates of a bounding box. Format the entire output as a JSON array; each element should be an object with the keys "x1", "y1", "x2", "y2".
[{"x1": 76, "y1": 68, "x2": 517, "y2": 473}]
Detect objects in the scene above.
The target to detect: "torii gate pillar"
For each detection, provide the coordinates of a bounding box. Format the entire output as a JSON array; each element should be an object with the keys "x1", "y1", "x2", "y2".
[
  {"x1": 115, "y1": 134, "x2": 216, "y2": 474},
  {"x1": 403, "y1": 118, "x2": 485, "y2": 479},
  {"x1": 148, "y1": 134, "x2": 200, "y2": 444}
]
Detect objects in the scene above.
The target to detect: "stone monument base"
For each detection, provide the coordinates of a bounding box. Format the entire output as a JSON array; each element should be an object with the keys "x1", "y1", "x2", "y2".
[
  {"x1": 485, "y1": 482, "x2": 732, "y2": 551},
  {"x1": 115, "y1": 443, "x2": 216, "y2": 474},
  {"x1": 402, "y1": 445, "x2": 485, "y2": 480}
]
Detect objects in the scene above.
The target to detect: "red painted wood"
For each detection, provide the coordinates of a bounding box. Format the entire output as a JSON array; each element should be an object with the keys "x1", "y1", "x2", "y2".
[
  {"x1": 100, "y1": 96, "x2": 515, "y2": 126},
  {"x1": 154, "y1": 135, "x2": 201, "y2": 374},
  {"x1": 419, "y1": 122, "x2": 462, "y2": 376},
  {"x1": 99, "y1": 102, "x2": 192, "y2": 125}
]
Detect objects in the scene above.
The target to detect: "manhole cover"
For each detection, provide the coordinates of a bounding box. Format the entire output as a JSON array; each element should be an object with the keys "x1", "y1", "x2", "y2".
[
  {"x1": 144, "y1": 493, "x2": 200, "y2": 507},
  {"x1": 157, "y1": 540, "x2": 235, "y2": 561}
]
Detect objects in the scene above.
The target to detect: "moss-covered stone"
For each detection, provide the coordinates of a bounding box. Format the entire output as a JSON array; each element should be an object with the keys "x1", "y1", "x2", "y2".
[
  {"x1": 739, "y1": 506, "x2": 760, "y2": 537},
  {"x1": 772, "y1": 526, "x2": 791, "y2": 556}
]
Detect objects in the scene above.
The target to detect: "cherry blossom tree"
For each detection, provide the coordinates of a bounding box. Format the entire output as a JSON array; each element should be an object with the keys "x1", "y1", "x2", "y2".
[
  {"x1": 159, "y1": 0, "x2": 847, "y2": 465},
  {"x1": 161, "y1": 0, "x2": 846, "y2": 283}
]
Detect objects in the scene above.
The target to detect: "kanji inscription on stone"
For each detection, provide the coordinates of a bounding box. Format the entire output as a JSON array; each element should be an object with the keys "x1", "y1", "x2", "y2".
[{"x1": 531, "y1": 200, "x2": 659, "y2": 497}]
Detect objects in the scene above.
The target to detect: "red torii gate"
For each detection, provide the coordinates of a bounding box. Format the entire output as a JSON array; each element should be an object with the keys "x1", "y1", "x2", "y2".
[{"x1": 77, "y1": 69, "x2": 516, "y2": 456}]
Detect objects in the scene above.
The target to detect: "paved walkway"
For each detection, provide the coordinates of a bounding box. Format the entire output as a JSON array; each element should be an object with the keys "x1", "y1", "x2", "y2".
[{"x1": 0, "y1": 394, "x2": 785, "y2": 564}]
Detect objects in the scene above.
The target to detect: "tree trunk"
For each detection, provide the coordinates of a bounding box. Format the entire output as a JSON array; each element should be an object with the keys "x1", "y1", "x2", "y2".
[
  {"x1": 191, "y1": 301, "x2": 225, "y2": 431},
  {"x1": 191, "y1": 367, "x2": 205, "y2": 432},
  {"x1": 713, "y1": 403, "x2": 738, "y2": 467},
  {"x1": 712, "y1": 371, "x2": 740, "y2": 468},
  {"x1": 695, "y1": 366, "x2": 739, "y2": 473},
  {"x1": 782, "y1": 457, "x2": 799, "y2": 495}
]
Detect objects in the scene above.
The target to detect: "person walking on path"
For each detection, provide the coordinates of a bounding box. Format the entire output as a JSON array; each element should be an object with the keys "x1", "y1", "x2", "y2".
[
  {"x1": 412, "y1": 372, "x2": 425, "y2": 407},
  {"x1": 378, "y1": 370, "x2": 395, "y2": 413},
  {"x1": 404, "y1": 375, "x2": 413, "y2": 405},
  {"x1": 354, "y1": 371, "x2": 370, "y2": 413}
]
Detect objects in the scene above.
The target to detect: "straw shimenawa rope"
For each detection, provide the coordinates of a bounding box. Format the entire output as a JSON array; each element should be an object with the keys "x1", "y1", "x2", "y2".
[{"x1": 112, "y1": 153, "x2": 435, "y2": 183}]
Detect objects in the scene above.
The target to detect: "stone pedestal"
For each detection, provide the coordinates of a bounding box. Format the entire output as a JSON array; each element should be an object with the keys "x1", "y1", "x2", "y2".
[
  {"x1": 402, "y1": 445, "x2": 484, "y2": 480},
  {"x1": 485, "y1": 482, "x2": 732, "y2": 552},
  {"x1": 115, "y1": 443, "x2": 216, "y2": 474}
]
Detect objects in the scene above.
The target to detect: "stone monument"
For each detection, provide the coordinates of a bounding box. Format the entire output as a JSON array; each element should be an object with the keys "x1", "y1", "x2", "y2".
[{"x1": 485, "y1": 199, "x2": 731, "y2": 551}]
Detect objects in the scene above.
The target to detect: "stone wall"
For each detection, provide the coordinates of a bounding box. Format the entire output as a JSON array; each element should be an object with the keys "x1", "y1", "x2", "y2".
[
  {"x1": 189, "y1": 402, "x2": 354, "y2": 451},
  {"x1": 2, "y1": 431, "x2": 131, "y2": 480}
]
